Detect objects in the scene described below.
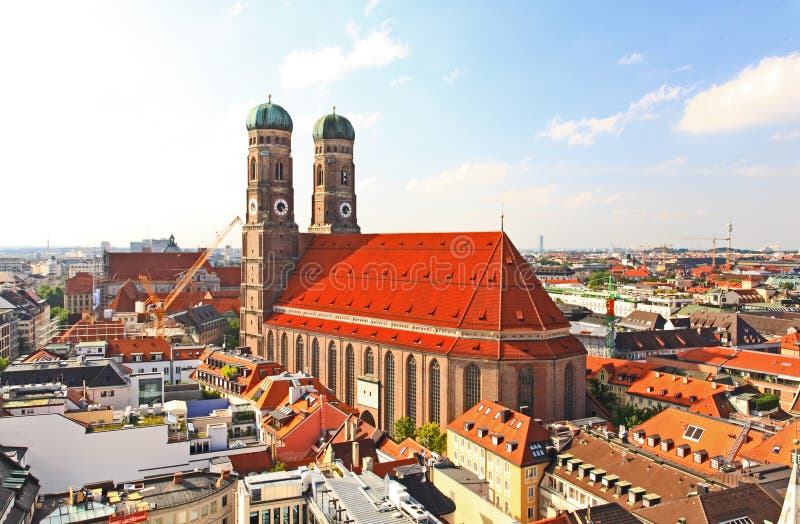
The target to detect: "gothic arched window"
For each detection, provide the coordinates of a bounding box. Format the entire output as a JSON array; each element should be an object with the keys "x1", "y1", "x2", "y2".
[
  {"x1": 341, "y1": 169, "x2": 348, "y2": 185},
  {"x1": 280, "y1": 332, "x2": 288, "y2": 366},
  {"x1": 406, "y1": 355, "x2": 417, "y2": 423},
  {"x1": 429, "y1": 359, "x2": 440, "y2": 424},
  {"x1": 295, "y1": 336, "x2": 304, "y2": 372},
  {"x1": 267, "y1": 331, "x2": 274, "y2": 361},
  {"x1": 316, "y1": 165, "x2": 323, "y2": 186},
  {"x1": 250, "y1": 157, "x2": 256, "y2": 181},
  {"x1": 564, "y1": 363, "x2": 574, "y2": 420},
  {"x1": 327, "y1": 341, "x2": 337, "y2": 395},
  {"x1": 311, "y1": 338, "x2": 320, "y2": 378},
  {"x1": 345, "y1": 344, "x2": 355, "y2": 406},
  {"x1": 364, "y1": 347, "x2": 374, "y2": 375},
  {"x1": 385, "y1": 351, "x2": 395, "y2": 431},
  {"x1": 464, "y1": 364, "x2": 481, "y2": 410},
  {"x1": 519, "y1": 367, "x2": 534, "y2": 415},
  {"x1": 275, "y1": 162, "x2": 283, "y2": 181}
]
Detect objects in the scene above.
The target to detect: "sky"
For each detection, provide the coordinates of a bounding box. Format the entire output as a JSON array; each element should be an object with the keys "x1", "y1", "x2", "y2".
[{"x1": 1, "y1": 1, "x2": 799, "y2": 251}]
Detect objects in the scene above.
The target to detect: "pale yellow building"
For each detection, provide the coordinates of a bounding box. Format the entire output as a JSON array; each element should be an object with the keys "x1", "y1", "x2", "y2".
[{"x1": 446, "y1": 399, "x2": 552, "y2": 522}]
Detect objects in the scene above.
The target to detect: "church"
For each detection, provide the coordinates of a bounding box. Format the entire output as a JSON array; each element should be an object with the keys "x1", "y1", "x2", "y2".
[{"x1": 239, "y1": 96, "x2": 586, "y2": 431}]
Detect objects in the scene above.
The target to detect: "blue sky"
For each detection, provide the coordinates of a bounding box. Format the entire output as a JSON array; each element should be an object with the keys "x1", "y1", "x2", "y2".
[{"x1": 1, "y1": 1, "x2": 799, "y2": 250}]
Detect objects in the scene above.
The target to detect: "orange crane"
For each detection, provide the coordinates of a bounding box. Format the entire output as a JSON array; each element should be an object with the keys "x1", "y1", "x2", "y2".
[{"x1": 139, "y1": 216, "x2": 242, "y2": 339}]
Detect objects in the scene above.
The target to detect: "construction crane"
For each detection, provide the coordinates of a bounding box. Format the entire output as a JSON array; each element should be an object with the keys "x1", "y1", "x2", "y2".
[
  {"x1": 683, "y1": 236, "x2": 719, "y2": 269},
  {"x1": 724, "y1": 219, "x2": 733, "y2": 268},
  {"x1": 605, "y1": 275, "x2": 617, "y2": 358},
  {"x1": 139, "y1": 216, "x2": 242, "y2": 339}
]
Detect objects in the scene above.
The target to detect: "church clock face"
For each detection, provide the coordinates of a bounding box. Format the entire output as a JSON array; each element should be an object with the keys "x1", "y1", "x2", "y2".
[
  {"x1": 339, "y1": 202, "x2": 352, "y2": 218},
  {"x1": 274, "y1": 198, "x2": 289, "y2": 216},
  {"x1": 248, "y1": 198, "x2": 257, "y2": 215}
]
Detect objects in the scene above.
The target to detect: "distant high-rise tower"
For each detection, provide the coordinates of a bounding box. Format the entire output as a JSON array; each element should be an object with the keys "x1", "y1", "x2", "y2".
[{"x1": 538, "y1": 235, "x2": 544, "y2": 254}]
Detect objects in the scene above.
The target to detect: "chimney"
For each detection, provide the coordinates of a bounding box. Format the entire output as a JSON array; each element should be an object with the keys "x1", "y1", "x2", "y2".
[
  {"x1": 320, "y1": 395, "x2": 327, "y2": 432},
  {"x1": 682, "y1": 376, "x2": 688, "y2": 384},
  {"x1": 345, "y1": 416, "x2": 352, "y2": 441},
  {"x1": 500, "y1": 408, "x2": 512, "y2": 423},
  {"x1": 352, "y1": 441, "x2": 360, "y2": 469},
  {"x1": 351, "y1": 417, "x2": 358, "y2": 441},
  {"x1": 362, "y1": 456, "x2": 373, "y2": 472},
  {"x1": 173, "y1": 472, "x2": 183, "y2": 484}
]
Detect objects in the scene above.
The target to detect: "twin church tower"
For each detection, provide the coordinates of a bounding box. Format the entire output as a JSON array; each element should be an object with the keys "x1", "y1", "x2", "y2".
[{"x1": 240, "y1": 97, "x2": 360, "y2": 354}]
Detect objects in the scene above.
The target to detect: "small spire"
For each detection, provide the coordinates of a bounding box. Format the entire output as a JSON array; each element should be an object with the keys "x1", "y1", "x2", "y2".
[
  {"x1": 332, "y1": 105, "x2": 336, "y2": 115},
  {"x1": 500, "y1": 202, "x2": 505, "y2": 232},
  {"x1": 268, "y1": 94, "x2": 272, "y2": 103}
]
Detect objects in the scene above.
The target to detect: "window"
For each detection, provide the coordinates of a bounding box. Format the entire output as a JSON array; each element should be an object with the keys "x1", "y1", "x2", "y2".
[
  {"x1": 682, "y1": 425, "x2": 705, "y2": 441},
  {"x1": 327, "y1": 341, "x2": 337, "y2": 395},
  {"x1": 528, "y1": 486, "x2": 535, "y2": 499},
  {"x1": 464, "y1": 364, "x2": 481, "y2": 409},
  {"x1": 222, "y1": 495, "x2": 228, "y2": 507},
  {"x1": 258, "y1": 136, "x2": 263, "y2": 144},
  {"x1": 564, "y1": 363, "x2": 574, "y2": 420},
  {"x1": 326, "y1": 145, "x2": 331, "y2": 153},
  {"x1": 275, "y1": 162, "x2": 284, "y2": 181},
  {"x1": 341, "y1": 169, "x2": 348, "y2": 185},
  {"x1": 364, "y1": 347, "x2": 374, "y2": 374},
  {"x1": 316, "y1": 165, "x2": 323, "y2": 186},
  {"x1": 312, "y1": 338, "x2": 320, "y2": 378},
  {"x1": 109, "y1": 390, "x2": 114, "y2": 397},
  {"x1": 385, "y1": 351, "x2": 395, "y2": 430},
  {"x1": 210, "y1": 501, "x2": 217, "y2": 513},
  {"x1": 295, "y1": 336, "x2": 304, "y2": 372},
  {"x1": 528, "y1": 507, "x2": 535, "y2": 519},
  {"x1": 280, "y1": 332, "x2": 288, "y2": 366},
  {"x1": 267, "y1": 331, "x2": 274, "y2": 361},
  {"x1": 345, "y1": 344, "x2": 355, "y2": 406},
  {"x1": 429, "y1": 359, "x2": 441, "y2": 424},
  {"x1": 519, "y1": 367, "x2": 534, "y2": 415},
  {"x1": 406, "y1": 354, "x2": 417, "y2": 422}
]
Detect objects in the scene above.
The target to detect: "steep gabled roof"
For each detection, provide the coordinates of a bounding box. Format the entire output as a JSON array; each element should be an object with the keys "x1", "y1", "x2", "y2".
[
  {"x1": 275, "y1": 232, "x2": 569, "y2": 332},
  {"x1": 65, "y1": 272, "x2": 93, "y2": 294},
  {"x1": 448, "y1": 399, "x2": 551, "y2": 466}
]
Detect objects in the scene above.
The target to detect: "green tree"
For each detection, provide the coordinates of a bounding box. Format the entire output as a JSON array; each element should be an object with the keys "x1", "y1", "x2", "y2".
[
  {"x1": 612, "y1": 404, "x2": 663, "y2": 428},
  {"x1": 225, "y1": 317, "x2": 240, "y2": 349},
  {"x1": 37, "y1": 285, "x2": 64, "y2": 308},
  {"x1": 0, "y1": 356, "x2": 9, "y2": 372},
  {"x1": 416, "y1": 422, "x2": 447, "y2": 455},
  {"x1": 272, "y1": 462, "x2": 286, "y2": 472},
  {"x1": 393, "y1": 416, "x2": 417, "y2": 441},
  {"x1": 50, "y1": 306, "x2": 69, "y2": 326},
  {"x1": 220, "y1": 364, "x2": 239, "y2": 380},
  {"x1": 587, "y1": 271, "x2": 610, "y2": 289},
  {"x1": 588, "y1": 378, "x2": 616, "y2": 411}
]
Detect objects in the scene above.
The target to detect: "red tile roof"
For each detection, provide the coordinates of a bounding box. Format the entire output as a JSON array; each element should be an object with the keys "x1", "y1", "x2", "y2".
[
  {"x1": 630, "y1": 408, "x2": 766, "y2": 475},
  {"x1": 194, "y1": 349, "x2": 285, "y2": 397},
  {"x1": 275, "y1": 232, "x2": 569, "y2": 332},
  {"x1": 586, "y1": 356, "x2": 656, "y2": 387},
  {"x1": 213, "y1": 266, "x2": 241, "y2": 287},
  {"x1": 448, "y1": 399, "x2": 551, "y2": 466},
  {"x1": 109, "y1": 283, "x2": 240, "y2": 316},
  {"x1": 688, "y1": 391, "x2": 735, "y2": 419},
  {"x1": 229, "y1": 451, "x2": 272, "y2": 475},
  {"x1": 65, "y1": 272, "x2": 93, "y2": 294},
  {"x1": 106, "y1": 251, "x2": 211, "y2": 281},
  {"x1": 626, "y1": 370, "x2": 723, "y2": 408},
  {"x1": 739, "y1": 420, "x2": 799, "y2": 467},
  {"x1": 22, "y1": 348, "x2": 59, "y2": 363},
  {"x1": 106, "y1": 338, "x2": 171, "y2": 362},
  {"x1": 679, "y1": 346, "x2": 800, "y2": 379}
]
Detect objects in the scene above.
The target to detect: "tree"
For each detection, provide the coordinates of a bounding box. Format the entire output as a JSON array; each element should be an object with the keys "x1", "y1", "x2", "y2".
[
  {"x1": 37, "y1": 285, "x2": 64, "y2": 308},
  {"x1": 587, "y1": 271, "x2": 610, "y2": 289},
  {"x1": 588, "y1": 378, "x2": 616, "y2": 411},
  {"x1": 220, "y1": 364, "x2": 238, "y2": 380},
  {"x1": 0, "y1": 356, "x2": 9, "y2": 372},
  {"x1": 393, "y1": 416, "x2": 416, "y2": 441},
  {"x1": 612, "y1": 404, "x2": 663, "y2": 428},
  {"x1": 272, "y1": 462, "x2": 286, "y2": 472},
  {"x1": 50, "y1": 306, "x2": 68, "y2": 326},
  {"x1": 224, "y1": 317, "x2": 240, "y2": 349},
  {"x1": 416, "y1": 422, "x2": 447, "y2": 455}
]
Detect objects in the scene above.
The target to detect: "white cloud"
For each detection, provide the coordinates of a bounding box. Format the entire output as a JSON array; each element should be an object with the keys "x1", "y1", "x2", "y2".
[
  {"x1": 618, "y1": 52, "x2": 644, "y2": 65},
  {"x1": 280, "y1": 22, "x2": 409, "y2": 90},
  {"x1": 671, "y1": 64, "x2": 693, "y2": 73},
  {"x1": 538, "y1": 84, "x2": 688, "y2": 145},
  {"x1": 443, "y1": 67, "x2": 465, "y2": 85},
  {"x1": 364, "y1": 0, "x2": 380, "y2": 16},
  {"x1": 564, "y1": 192, "x2": 594, "y2": 208},
  {"x1": 678, "y1": 52, "x2": 800, "y2": 133},
  {"x1": 769, "y1": 130, "x2": 800, "y2": 142},
  {"x1": 391, "y1": 75, "x2": 413, "y2": 86},
  {"x1": 227, "y1": 2, "x2": 243, "y2": 17},
  {"x1": 407, "y1": 162, "x2": 509, "y2": 193},
  {"x1": 348, "y1": 111, "x2": 383, "y2": 129}
]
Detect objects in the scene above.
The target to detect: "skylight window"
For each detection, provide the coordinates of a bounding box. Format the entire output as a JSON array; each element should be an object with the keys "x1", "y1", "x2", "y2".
[{"x1": 682, "y1": 425, "x2": 705, "y2": 441}]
